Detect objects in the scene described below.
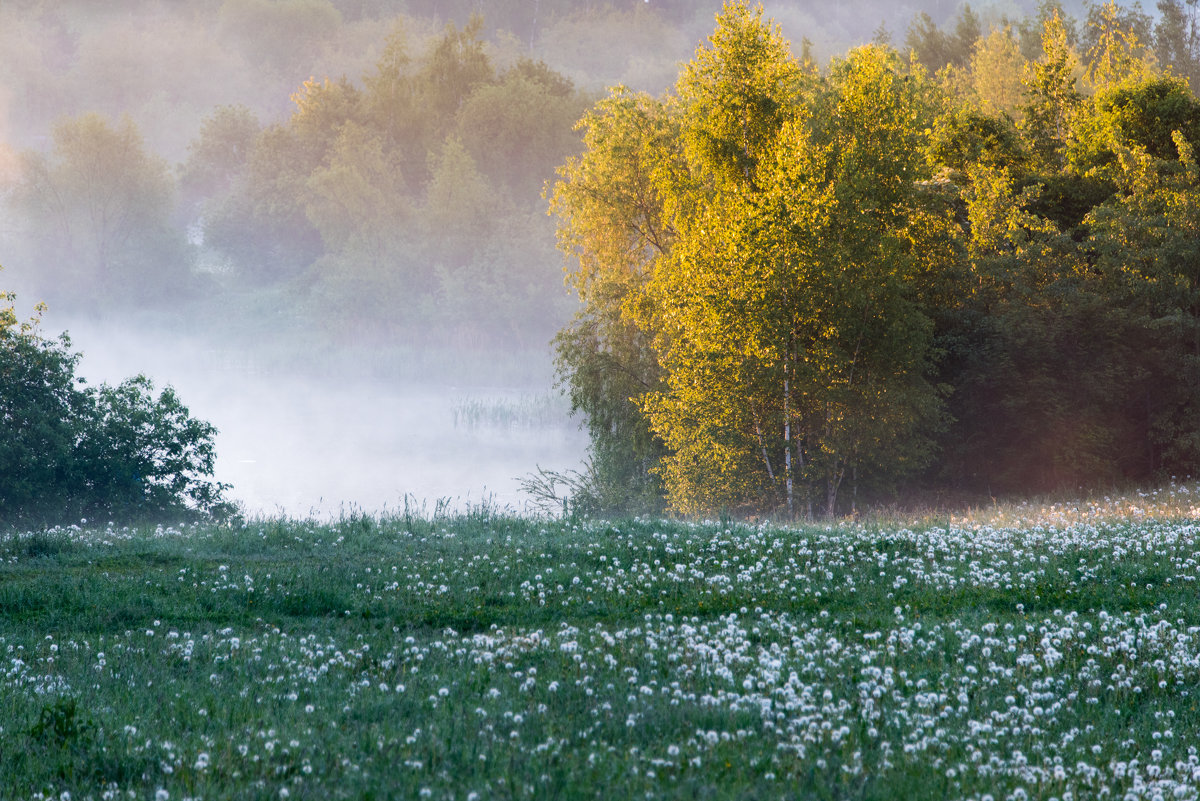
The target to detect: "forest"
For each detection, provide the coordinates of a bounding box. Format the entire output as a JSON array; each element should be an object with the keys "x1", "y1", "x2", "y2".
[
  {"x1": 2, "y1": 0, "x2": 1200, "y2": 523},
  {"x1": 1, "y1": 11, "x2": 594, "y2": 363},
  {"x1": 0, "y1": 0, "x2": 1104, "y2": 367},
  {"x1": 550, "y1": 0, "x2": 1200, "y2": 518}
]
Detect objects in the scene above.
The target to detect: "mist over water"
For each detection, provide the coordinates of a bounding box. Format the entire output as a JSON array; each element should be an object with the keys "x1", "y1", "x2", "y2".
[{"x1": 62, "y1": 322, "x2": 588, "y2": 519}]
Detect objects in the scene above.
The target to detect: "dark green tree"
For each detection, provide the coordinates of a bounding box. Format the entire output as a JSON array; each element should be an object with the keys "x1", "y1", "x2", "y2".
[
  {"x1": 0, "y1": 297, "x2": 84, "y2": 522},
  {"x1": 0, "y1": 291, "x2": 231, "y2": 527}
]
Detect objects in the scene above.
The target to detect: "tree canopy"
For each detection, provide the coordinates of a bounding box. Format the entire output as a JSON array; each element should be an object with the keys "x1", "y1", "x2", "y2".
[
  {"x1": 552, "y1": 0, "x2": 1200, "y2": 518},
  {"x1": 0, "y1": 289, "x2": 231, "y2": 528}
]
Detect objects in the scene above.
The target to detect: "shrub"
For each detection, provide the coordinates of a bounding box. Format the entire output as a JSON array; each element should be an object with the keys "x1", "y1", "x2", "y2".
[{"x1": 0, "y1": 292, "x2": 232, "y2": 527}]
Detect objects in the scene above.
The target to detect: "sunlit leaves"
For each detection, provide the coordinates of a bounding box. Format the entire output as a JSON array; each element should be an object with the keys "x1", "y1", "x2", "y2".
[
  {"x1": 675, "y1": 2, "x2": 805, "y2": 192},
  {"x1": 968, "y1": 27, "x2": 1029, "y2": 119},
  {"x1": 1081, "y1": 0, "x2": 1156, "y2": 90},
  {"x1": 625, "y1": 18, "x2": 948, "y2": 516},
  {"x1": 1020, "y1": 11, "x2": 1085, "y2": 170},
  {"x1": 548, "y1": 88, "x2": 676, "y2": 515}
]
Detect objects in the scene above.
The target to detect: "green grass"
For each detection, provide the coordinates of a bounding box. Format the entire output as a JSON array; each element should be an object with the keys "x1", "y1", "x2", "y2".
[{"x1": 4, "y1": 485, "x2": 1200, "y2": 799}]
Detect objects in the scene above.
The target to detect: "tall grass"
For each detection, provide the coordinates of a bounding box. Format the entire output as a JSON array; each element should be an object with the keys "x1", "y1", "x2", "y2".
[
  {"x1": 451, "y1": 393, "x2": 571, "y2": 430},
  {"x1": 3, "y1": 488, "x2": 1200, "y2": 799}
]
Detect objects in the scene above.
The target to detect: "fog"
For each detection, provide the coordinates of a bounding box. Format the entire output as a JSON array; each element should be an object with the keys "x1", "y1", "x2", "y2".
[
  {"x1": 0, "y1": 0, "x2": 1105, "y2": 518},
  {"x1": 61, "y1": 321, "x2": 587, "y2": 518},
  {"x1": 0, "y1": 1, "x2": 1096, "y2": 155}
]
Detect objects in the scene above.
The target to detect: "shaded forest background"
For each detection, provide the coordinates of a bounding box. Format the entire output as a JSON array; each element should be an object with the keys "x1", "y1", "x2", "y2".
[{"x1": 2, "y1": 0, "x2": 1199, "y2": 520}]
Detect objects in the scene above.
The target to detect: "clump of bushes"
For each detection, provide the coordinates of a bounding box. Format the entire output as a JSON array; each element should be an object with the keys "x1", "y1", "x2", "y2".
[{"x1": 0, "y1": 291, "x2": 232, "y2": 528}]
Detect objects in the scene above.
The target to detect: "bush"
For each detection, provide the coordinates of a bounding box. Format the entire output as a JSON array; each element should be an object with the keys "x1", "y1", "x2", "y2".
[{"x1": 0, "y1": 293, "x2": 232, "y2": 527}]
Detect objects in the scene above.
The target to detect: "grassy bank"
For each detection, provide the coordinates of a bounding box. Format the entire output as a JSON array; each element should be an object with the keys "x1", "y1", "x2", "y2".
[{"x1": 4, "y1": 487, "x2": 1200, "y2": 799}]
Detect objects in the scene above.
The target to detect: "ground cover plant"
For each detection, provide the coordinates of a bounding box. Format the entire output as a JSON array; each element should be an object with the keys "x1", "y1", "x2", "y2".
[{"x1": 4, "y1": 488, "x2": 1200, "y2": 799}]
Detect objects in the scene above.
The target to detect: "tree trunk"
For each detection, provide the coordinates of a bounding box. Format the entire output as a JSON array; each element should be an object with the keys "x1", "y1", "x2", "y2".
[
  {"x1": 754, "y1": 419, "x2": 776, "y2": 480},
  {"x1": 784, "y1": 375, "x2": 793, "y2": 517}
]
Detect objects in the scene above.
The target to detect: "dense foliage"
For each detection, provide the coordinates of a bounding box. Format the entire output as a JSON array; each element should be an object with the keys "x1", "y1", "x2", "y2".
[
  {"x1": 552, "y1": 1, "x2": 1200, "y2": 517},
  {"x1": 0, "y1": 294, "x2": 231, "y2": 527}
]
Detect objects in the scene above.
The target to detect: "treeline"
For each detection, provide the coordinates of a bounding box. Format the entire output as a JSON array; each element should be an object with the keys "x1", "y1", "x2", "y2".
[
  {"x1": 0, "y1": 1, "x2": 1112, "y2": 366},
  {"x1": 3, "y1": 16, "x2": 590, "y2": 353},
  {"x1": 551, "y1": 0, "x2": 1200, "y2": 518}
]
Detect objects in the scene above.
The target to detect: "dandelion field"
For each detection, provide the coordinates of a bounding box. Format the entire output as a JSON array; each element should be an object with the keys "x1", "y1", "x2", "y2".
[{"x1": 5, "y1": 490, "x2": 1200, "y2": 800}]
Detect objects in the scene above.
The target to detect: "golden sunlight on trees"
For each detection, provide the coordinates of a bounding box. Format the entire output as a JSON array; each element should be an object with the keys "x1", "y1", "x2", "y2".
[
  {"x1": 552, "y1": 0, "x2": 1200, "y2": 517},
  {"x1": 1082, "y1": 0, "x2": 1157, "y2": 90},
  {"x1": 969, "y1": 27, "x2": 1028, "y2": 119},
  {"x1": 548, "y1": 87, "x2": 676, "y2": 515},
  {"x1": 644, "y1": 42, "x2": 955, "y2": 518},
  {"x1": 1020, "y1": 11, "x2": 1086, "y2": 171},
  {"x1": 553, "y1": 4, "x2": 954, "y2": 517},
  {"x1": 10, "y1": 0, "x2": 1200, "y2": 520}
]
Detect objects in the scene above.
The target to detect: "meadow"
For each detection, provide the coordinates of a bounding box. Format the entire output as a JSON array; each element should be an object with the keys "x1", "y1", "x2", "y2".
[{"x1": 4, "y1": 489, "x2": 1200, "y2": 800}]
